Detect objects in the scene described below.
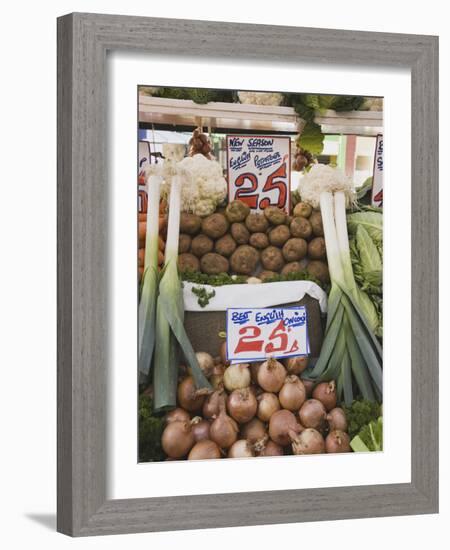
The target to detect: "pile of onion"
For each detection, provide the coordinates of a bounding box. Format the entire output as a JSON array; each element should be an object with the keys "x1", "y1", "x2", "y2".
[
  {"x1": 312, "y1": 381, "x2": 337, "y2": 411},
  {"x1": 177, "y1": 376, "x2": 208, "y2": 413},
  {"x1": 299, "y1": 399, "x2": 327, "y2": 430},
  {"x1": 257, "y1": 392, "x2": 280, "y2": 421},
  {"x1": 269, "y1": 409, "x2": 302, "y2": 446},
  {"x1": 257, "y1": 358, "x2": 287, "y2": 392},
  {"x1": 278, "y1": 375, "x2": 306, "y2": 411},
  {"x1": 209, "y1": 402, "x2": 239, "y2": 449},
  {"x1": 227, "y1": 388, "x2": 257, "y2": 423},
  {"x1": 162, "y1": 421, "x2": 195, "y2": 459},
  {"x1": 291, "y1": 428, "x2": 325, "y2": 455},
  {"x1": 223, "y1": 363, "x2": 251, "y2": 392},
  {"x1": 188, "y1": 440, "x2": 221, "y2": 460}
]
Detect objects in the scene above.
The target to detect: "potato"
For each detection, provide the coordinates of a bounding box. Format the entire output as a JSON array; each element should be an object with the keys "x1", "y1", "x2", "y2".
[
  {"x1": 307, "y1": 260, "x2": 330, "y2": 284},
  {"x1": 180, "y1": 212, "x2": 201, "y2": 235},
  {"x1": 225, "y1": 200, "x2": 250, "y2": 223},
  {"x1": 263, "y1": 206, "x2": 286, "y2": 225},
  {"x1": 281, "y1": 262, "x2": 304, "y2": 275},
  {"x1": 293, "y1": 202, "x2": 312, "y2": 218},
  {"x1": 230, "y1": 245, "x2": 259, "y2": 275},
  {"x1": 245, "y1": 212, "x2": 269, "y2": 233},
  {"x1": 249, "y1": 232, "x2": 269, "y2": 250},
  {"x1": 231, "y1": 222, "x2": 250, "y2": 244},
  {"x1": 215, "y1": 234, "x2": 237, "y2": 257},
  {"x1": 309, "y1": 211, "x2": 324, "y2": 237},
  {"x1": 191, "y1": 234, "x2": 214, "y2": 257},
  {"x1": 259, "y1": 270, "x2": 277, "y2": 281},
  {"x1": 290, "y1": 216, "x2": 312, "y2": 239},
  {"x1": 178, "y1": 253, "x2": 200, "y2": 272},
  {"x1": 261, "y1": 246, "x2": 284, "y2": 272},
  {"x1": 178, "y1": 233, "x2": 192, "y2": 254},
  {"x1": 200, "y1": 253, "x2": 230, "y2": 275},
  {"x1": 308, "y1": 237, "x2": 327, "y2": 260},
  {"x1": 201, "y1": 213, "x2": 229, "y2": 239},
  {"x1": 268, "y1": 225, "x2": 291, "y2": 247},
  {"x1": 282, "y1": 238, "x2": 307, "y2": 262}
]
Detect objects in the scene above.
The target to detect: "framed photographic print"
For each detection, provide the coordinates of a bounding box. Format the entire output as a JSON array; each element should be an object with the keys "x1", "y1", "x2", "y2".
[{"x1": 57, "y1": 13, "x2": 438, "y2": 537}]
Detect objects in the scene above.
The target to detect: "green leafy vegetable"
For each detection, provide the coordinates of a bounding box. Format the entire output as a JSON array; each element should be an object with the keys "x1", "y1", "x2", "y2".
[
  {"x1": 343, "y1": 399, "x2": 382, "y2": 438},
  {"x1": 139, "y1": 394, "x2": 165, "y2": 462},
  {"x1": 296, "y1": 122, "x2": 325, "y2": 156},
  {"x1": 191, "y1": 286, "x2": 216, "y2": 307},
  {"x1": 350, "y1": 417, "x2": 383, "y2": 452},
  {"x1": 347, "y1": 211, "x2": 383, "y2": 245}
]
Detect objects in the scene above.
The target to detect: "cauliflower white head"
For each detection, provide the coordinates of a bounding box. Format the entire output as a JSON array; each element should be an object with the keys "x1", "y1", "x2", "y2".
[
  {"x1": 298, "y1": 164, "x2": 355, "y2": 208},
  {"x1": 238, "y1": 91, "x2": 283, "y2": 106},
  {"x1": 157, "y1": 153, "x2": 227, "y2": 216}
]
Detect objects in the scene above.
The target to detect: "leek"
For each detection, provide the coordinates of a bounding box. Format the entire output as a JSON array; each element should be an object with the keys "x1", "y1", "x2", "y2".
[
  {"x1": 298, "y1": 165, "x2": 382, "y2": 404},
  {"x1": 153, "y1": 176, "x2": 211, "y2": 412},
  {"x1": 138, "y1": 176, "x2": 162, "y2": 382}
]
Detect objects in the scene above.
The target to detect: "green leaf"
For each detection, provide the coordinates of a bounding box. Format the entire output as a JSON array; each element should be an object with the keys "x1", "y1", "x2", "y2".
[
  {"x1": 297, "y1": 121, "x2": 325, "y2": 155},
  {"x1": 347, "y1": 211, "x2": 383, "y2": 245}
]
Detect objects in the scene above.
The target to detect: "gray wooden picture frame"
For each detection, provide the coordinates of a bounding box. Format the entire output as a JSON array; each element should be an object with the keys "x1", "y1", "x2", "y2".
[{"x1": 57, "y1": 12, "x2": 439, "y2": 537}]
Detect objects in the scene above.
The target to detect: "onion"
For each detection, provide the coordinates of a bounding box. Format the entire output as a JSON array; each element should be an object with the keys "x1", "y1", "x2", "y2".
[
  {"x1": 223, "y1": 363, "x2": 251, "y2": 391},
  {"x1": 177, "y1": 376, "x2": 208, "y2": 413},
  {"x1": 291, "y1": 428, "x2": 325, "y2": 455},
  {"x1": 227, "y1": 388, "x2": 257, "y2": 424},
  {"x1": 220, "y1": 340, "x2": 230, "y2": 366},
  {"x1": 188, "y1": 439, "x2": 221, "y2": 460},
  {"x1": 210, "y1": 364, "x2": 225, "y2": 390},
  {"x1": 278, "y1": 375, "x2": 307, "y2": 411},
  {"x1": 240, "y1": 418, "x2": 268, "y2": 448},
  {"x1": 302, "y1": 378, "x2": 315, "y2": 397},
  {"x1": 269, "y1": 409, "x2": 302, "y2": 446},
  {"x1": 209, "y1": 402, "x2": 239, "y2": 449},
  {"x1": 312, "y1": 380, "x2": 337, "y2": 411},
  {"x1": 190, "y1": 416, "x2": 210, "y2": 442},
  {"x1": 257, "y1": 392, "x2": 280, "y2": 422},
  {"x1": 165, "y1": 408, "x2": 190, "y2": 424},
  {"x1": 257, "y1": 439, "x2": 284, "y2": 457},
  {"x1": 202, "y1": 389, "x2": 225, "y2": 420},
  {"x1": 284, "y1": 356, "x2": 309, "y2": 375},
  {"x1": 325, "y1": 430, "x2": 351, "y2": 453},
  {"x1": 187, "y1": 351, "x2": 214, "y2": 378},
  {"x1": 250, "y1": 362, "x2": 262, "y2": 384},
  {"x1": 162, "y1": 421, "x2": 195, "y2": 458},
  {"x1": 228, "y1": 440, "x2": 255, "y2": 458},
  {"x1": 299, "y1": 399, "x2": 327, "y2": 430},
  {"x1": 326, "y1": 408, "x2": 348, "y2": 432},
  {"x1": 257, "y1": 358, "x2": 287, "y2": 393}
]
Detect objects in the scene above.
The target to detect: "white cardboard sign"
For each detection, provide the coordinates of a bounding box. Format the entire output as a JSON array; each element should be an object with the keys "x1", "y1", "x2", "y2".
[
  {"x1": 371, "y1": 134, "x2": 383, "y2": 207},
  {"x1": 226, "y1": 135, "x2": 291, "y2": 213},
  {"x1": 226, "y1": 306, "x2": 310, "y2": 363}
]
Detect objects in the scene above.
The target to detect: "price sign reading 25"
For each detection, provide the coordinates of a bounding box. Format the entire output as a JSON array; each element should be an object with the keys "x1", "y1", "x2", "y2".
[
  {"x1": 226, "y1": 135, "x2": 291, "y2": 214},
  {"x1": 226, "y1": 307, "x2": 310, "y2": 363}
]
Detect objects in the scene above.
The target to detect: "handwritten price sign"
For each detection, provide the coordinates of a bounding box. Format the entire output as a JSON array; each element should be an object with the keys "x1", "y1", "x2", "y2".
[
  {"x1": 226, "y1": 307, "x2": 310, "y2": 363},
  {"x1": 226, "y1": 135, "x2": 291, "y2": 213}
]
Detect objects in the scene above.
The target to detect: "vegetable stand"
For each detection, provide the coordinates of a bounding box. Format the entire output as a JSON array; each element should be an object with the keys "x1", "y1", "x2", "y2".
[{"x1": 137, "y1": 87, "x2": 383, "y2": 462}]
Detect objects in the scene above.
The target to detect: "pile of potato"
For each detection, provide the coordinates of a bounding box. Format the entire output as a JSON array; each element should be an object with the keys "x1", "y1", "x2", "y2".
[{"x1": 177, "y1": 200, "x2": 329, "y2": 284}]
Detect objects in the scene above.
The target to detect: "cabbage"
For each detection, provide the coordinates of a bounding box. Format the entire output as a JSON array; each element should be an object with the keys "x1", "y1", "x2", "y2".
[{"x1": 347, "y1": 211, "x2": 383, "y2": 244}]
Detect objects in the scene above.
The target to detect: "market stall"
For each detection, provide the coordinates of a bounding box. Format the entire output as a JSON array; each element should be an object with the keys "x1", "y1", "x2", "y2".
[{"x1": 137, "y1": 88, "x2": 383, "y2": 462}]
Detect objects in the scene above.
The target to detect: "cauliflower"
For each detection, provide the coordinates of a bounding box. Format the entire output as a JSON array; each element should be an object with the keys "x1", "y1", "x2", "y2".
[
  {"x1": 360, "y1": 97, "x2": 383, "y2": 111},
  {"x1": 237, "y1": 91, "x2": 283, "y2": 106},
  {"x1": 150, "y1": 153, "x2": 227, "y2": 216},
  {"x1": 298, "y1": 164, "x2": 355, "y2": 208}
]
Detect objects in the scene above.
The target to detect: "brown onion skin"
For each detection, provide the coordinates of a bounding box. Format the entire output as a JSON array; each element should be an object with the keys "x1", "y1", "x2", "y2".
[
  {"x1": 312, "y1": 380, "x2": 337, "y2": 411},
  {"x1": 269, "y1": 409, "x2": 302, "y2": 446},
  {"x1": 302, "y1": 379, "x2": 315, "y2": 397},
  {"x1": 326, "y1": 408, "x2": 348, "y2": 432},
  {"x1": 209, "y1": 364, "x2": 225, "y2": 390},
  {"x1": 228, "y1": 440, "x2": 255, "y2": 458},
  {"x1": 299, "y1": 399, "x2": 327, "y2": 430},
  {"x1": 191, "y1": 417, "x2": 211, "y2": 442},
  {"x1": 257, "y1": 440, "x2": 284, "y2": 457},
  {"x1": 165, "y1": 408, "x2": 190, "y2": 425},
  {"x1": 177, "y1": 376, "x2": 207, "y2": 413},
  {"x1": 278, "y1": 375, "x2": 307, "y2": 411},
  {"x1": 223, "y1": 363, "x2": 251, "y2": 392},
  {"x1": 220, "y1": 340, "x2": 230, "y2": 366},
  {"x1": 202, "y1": 389, "x2": 225, "y2": 420},
  {"x1": 257, "y1": 392, "x2": 280, "y2": 422},
  {"x1": 291, "y1": 428, "x2": 325, "y2": 455},
  {"x1": 209, "y1": 406, "x2": 239, "y2": 449},
  {"x1": 284, "y1": 356, "x2": 309, "y2": 375},
  {"x1": 257, "y1": 358, "x2": 287, "y2": 393},
  {"x1": 227, "y1": 388, "x2": 257, "y2": 424},
  {"x1": 188, "y1": 439, "x2": 221, "y2": 460},
  {"x1": 240, "y1": 418, "x2": 267, "y2": 446},
  {"x1": 250, "y1": 362, "x2": 262, "y2": 384},
  {"x1": 162, "y1": 421, "x2": 195, "y2": 458},
  {"x1": 195, "y1": 351, "x2": 215, "y2": 378},
  {"x1": 325, "y1": 430, "x2": 351, "y2": 453}
]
